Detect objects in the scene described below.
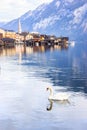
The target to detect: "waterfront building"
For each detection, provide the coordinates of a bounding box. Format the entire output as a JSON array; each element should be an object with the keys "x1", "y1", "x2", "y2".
[
  {"x1": 0, "y1": 28, "x2": 5, "y2": 38},
  {"x1": 5, "y1": 30, "x2": 16, "y2": 39},
  {"x1": 0, "y1": 28, "x2": 16, "y2": 39},
  {"x1": 25, "y1": 33, "x2": 33, "y2": 40},
  {"x1": 15, "y1": 33, "x2": 24, "y2": 43}
]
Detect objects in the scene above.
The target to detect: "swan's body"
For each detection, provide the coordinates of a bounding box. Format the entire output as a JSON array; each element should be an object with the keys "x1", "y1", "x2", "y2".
[{"x1": 47, "y1": 86, "x2": 69, "y2": 101}]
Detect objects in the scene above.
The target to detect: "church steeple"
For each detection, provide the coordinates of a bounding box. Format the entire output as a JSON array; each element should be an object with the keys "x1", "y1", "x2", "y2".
[{"x1": 18, "y1": 19, "x2": 22, "y2": 34}]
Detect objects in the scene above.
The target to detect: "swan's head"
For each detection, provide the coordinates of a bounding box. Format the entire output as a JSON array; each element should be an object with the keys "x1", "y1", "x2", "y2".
[
  {"x1": 46, "y1": 87, "x2": 49, "y2": 91},
  {"x1": 46, "y1": 86, "x2": 53, "y2": 91}
]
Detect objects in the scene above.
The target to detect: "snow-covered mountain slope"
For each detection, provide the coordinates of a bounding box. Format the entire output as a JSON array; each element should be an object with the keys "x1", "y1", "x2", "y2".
[{"x1": 2, "y1": 0, "x2": 87, "y2": 41}]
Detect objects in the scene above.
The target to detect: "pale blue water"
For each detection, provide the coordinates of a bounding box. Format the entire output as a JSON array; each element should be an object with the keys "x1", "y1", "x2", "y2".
[{"x1": 0, "y1": 42, "x2": 87, "y2": 130}]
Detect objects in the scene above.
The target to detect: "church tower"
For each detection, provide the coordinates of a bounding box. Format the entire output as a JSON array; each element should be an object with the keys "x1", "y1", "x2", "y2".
[{"x1": 18, "y1": 19, "x2": 22, "y2": 34}]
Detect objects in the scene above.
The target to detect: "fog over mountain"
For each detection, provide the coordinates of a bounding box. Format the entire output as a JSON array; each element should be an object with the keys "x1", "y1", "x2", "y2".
[{"x1": 1, "y1": 0, "x2": 87, "y2": 41}]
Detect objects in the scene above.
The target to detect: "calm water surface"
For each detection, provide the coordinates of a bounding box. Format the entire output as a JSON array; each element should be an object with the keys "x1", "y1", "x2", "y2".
[{"x1": 0, "y1": 42, "x2": 87, "y2": 130}]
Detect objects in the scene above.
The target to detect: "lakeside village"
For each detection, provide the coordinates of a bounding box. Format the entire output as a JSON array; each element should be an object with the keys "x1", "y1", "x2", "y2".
[{"x1": 0, "y1": 20, "x2": 69, "y2": 48}]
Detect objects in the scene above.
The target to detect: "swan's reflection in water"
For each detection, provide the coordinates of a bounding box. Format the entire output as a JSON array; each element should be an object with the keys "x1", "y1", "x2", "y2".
[
  {"x1": 46, "y1": 99, "x2": 70, "y2": 111},
  {"x1": 47, "y1": 100, "x2": 53, "y2": 111}
]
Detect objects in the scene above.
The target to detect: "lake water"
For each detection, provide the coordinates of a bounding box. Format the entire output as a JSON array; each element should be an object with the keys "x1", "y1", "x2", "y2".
[{"x1": 0, "y1": 42, "x2": 87, "y2": 130}]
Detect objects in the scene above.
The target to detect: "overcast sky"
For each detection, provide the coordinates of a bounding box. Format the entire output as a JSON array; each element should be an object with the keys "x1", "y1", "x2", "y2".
[{"x1": 0, "y1": 0, "x2": 53, "y2": 22}]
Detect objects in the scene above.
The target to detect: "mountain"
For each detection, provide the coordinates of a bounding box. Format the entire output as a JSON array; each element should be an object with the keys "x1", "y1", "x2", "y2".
[
  {"x1": 1, "y1": 0, "x2": 87, "y2": 41},
  {"x1": 0, "y1": 22, "x2": 7, "y2": 27}
]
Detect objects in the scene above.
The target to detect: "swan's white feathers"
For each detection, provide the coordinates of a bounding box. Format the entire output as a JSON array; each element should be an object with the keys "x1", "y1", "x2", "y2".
[
  {"x1": 47, "y1": 86, "x2": 69, "y2": 101},
  {"x1": 49, "y1": 93, "x2": 69, "y2": 100}
]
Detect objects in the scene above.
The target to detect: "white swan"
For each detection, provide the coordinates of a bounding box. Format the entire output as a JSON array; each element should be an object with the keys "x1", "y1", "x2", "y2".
[{"x1": 47, "y1": 86, "x2": 69, "y2": 101}]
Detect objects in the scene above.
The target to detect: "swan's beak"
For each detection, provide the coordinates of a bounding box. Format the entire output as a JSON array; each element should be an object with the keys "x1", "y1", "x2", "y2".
[{"x1": 46, "y1": 88, "x2": 49, "y2": 91}]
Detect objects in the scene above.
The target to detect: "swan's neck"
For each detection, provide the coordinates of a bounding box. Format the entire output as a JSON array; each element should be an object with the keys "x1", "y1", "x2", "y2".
[{"x1": 49, "y1": 88, "x2": 53, "y2": 97}]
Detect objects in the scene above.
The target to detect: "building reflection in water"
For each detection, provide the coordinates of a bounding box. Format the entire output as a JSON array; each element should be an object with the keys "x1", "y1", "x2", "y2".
[
  {"x1": 0, "y1": 47, "x2": 16, "y2": 57},
  {"x1": 0, "y1": 44, "x2": 68, "y2": 58},
  {"x1": 0, "y1": 43, "x2": 69, "y2": 67}
]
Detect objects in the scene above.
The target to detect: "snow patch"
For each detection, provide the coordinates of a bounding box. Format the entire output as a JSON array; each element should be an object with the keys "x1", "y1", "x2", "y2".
[
  {"x1": 55, "y1": 1, "x2": 60, "y2": 8},
  {"x1": 81, "y1": 20, "x2": 87, "y2": 32},
  {"x1": 33, "y1": 15, "x2": 60, "y2": 31},
  {"x1": 72, "y1": 3, "x2": 87, "y2": 24},
  {"x1": 21, "y1": 11, "x2": 33, "y2": 21},
  {"x1": 64, "y1": 0, "x2": 74, "y2": 3},
  {"x1": 35, "y1": 4, "x2": 47, "y2": 12}
]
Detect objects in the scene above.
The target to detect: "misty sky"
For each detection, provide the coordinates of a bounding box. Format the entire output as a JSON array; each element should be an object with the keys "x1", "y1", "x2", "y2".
[{"x1": 0, "y1": 0, "x2": 53, "y2": 22}]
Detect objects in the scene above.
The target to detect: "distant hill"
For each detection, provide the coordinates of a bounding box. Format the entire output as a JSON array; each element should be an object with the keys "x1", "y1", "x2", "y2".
[{"x1": 1, "y1": 0, "x2": 87, "y2": 41}]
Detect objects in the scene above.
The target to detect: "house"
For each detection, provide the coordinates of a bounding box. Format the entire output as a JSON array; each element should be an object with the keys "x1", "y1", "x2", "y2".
[
  {"x1": 0, "y1": 33, "x2": 3, "y2": 39},
  {"x1": 5, "y1": 30, "x2": 16, "y2": 39},
  {"x1": 31, "y1": 33, "x2": 40, "y2": 42},
  {"x1": 25, "y1": 33, "x2": 33, "y2": 40},
  {"x1": 54, "y1": 37, "x2": 69, "y2": 44},
  {"x1": 0, "y1": 39, "x2": 4, "y2": 46},
  {"x1": 1, "y1": 38, "x2": 15, "y2": 47},
  {"x1": 0, "y1": 28, "x2": 5, "y2": 38},
  {"x1": 15, "y1": 33, "x2": 24, "y2": 43}
]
